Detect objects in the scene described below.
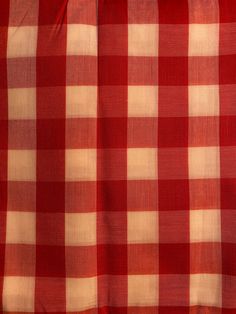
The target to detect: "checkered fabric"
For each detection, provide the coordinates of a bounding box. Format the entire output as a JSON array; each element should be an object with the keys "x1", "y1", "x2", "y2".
[{"x1": 0, "y1": 0, "x2": 236, "y2": 313}]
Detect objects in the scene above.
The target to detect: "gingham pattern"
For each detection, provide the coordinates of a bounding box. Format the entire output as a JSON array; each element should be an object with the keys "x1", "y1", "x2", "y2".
[{"x1": 0, "y1": 0, "x2": 236, "y2": 313}]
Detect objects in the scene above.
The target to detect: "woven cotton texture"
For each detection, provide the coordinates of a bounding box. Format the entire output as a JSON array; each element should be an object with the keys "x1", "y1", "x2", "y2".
[{"x1": 0, "y1": 0, "x2": 236, "y2": 313}]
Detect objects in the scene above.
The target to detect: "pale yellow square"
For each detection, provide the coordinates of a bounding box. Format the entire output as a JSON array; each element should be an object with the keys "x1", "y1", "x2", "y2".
[
  {"x1": 8, "y1": 150, "x2": 36, "y2": 181},
  {"x1": 128, "y1": 24, "x2": 158, "y2": 56},
  {"x1": 128, "y1": 275, "x2": 158, "y2": 306},
  {"x1": 65, "y1": 212, "x2": 96, "y2": 246},
  {"x1": 7, "y1": 26, "x2": 37, "y2": 58},
  {"x1": 189, "y1": 85, "x2": 219, "y2": 116},
  {"x1": 188, "y1": 147, "x2": 220, "y2": 179},
  {"x1": 128, "y1": 86, "x2": 158, "y2": 117},
  {"x1": 128, "y1": 148, "x2": 157, "y2": 180},
  {"x1": 66, "y1": 149, "x2": 96, "y2": 181},
  {"x1": 67, "y1": 24, "x2": 97, "y2": 56},
  {"x1": 6, "y1": 211, "x2": 36, "y2": 244},
  {"x1": 66, "y1": 277, "x2": 97, "y2": 311},
  {"x1": 190, "y1": 274, "x2": 222, "y2": 307},
  {"x1": 66, "y1": 86, "x2": 97, "y2": 118},
  {"x1": 190, "y1": 209, "x2": 221, "y2": 242},
  {"x1": 3, "y1": 276, "x2": 35, "y2": 312},
  {"x1": 8, "y1": 88, "x2": 36, "y2": 120},
  {"x1": 189, "y1": 24, "x2": 219, "y2": 56},
  {"x1": 128, "y1": 211, "x2": 158, "y2": 244}
]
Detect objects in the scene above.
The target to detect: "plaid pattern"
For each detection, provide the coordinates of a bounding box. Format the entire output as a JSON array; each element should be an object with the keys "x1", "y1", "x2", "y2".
[{"x1": 0, "y1": 0, "x2": 236, "y2": 313}]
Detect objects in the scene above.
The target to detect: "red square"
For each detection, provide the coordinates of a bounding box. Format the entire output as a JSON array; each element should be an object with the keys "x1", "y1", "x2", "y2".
[
  {"x1": 37, "y1": 56, "x2": 66, "y2": 87},
  {"x1": 97, "y1": 181, "x2": 127, "y2": 212},
  {"x1": 8, "y1": 182, "x2": 36, "y2": 212},
  {"x1": 98, "y1": 0, "x2": 128, "y2": 24},
  {"x1": 0, "y1": 90, "x2": 8, "y2": 119},
  {"x1": 0, "y1": 150, "x2": 7, "y2": 181},
  {"x1": 37, "y1": 25, "x2": 66, "y2": 56},
  {"x1": 0, "y1": 212, "x2": 6, "y2": 241},
  {"x1": 65, "y1": 181, "x2": 96, "y2": 213},
  {"x1": 159, "y1": 86, "x2": 188, "y2": 117},
  {"x1": 36, "y1": 245, "x2": 65, "y2": 277},
  {"x1": 220, "y1": 55, "x2": 236, "y2": 84},
  {"x1": 159, "y1": 25, "x2": 188, "y2": 56},
  {"x1": 220, "y1": 23, "x2": 236, "y2": 55},
  {"x1": 159, "y1": 57, "x2": 188, "y2": 86},
  {"x1": 37, "y1": 150, "x2": 65, "y2": 181},
  {"x1": 35, "y1": 277, "x2": 66, "y2": 312},
  {"x1": 0, "y1": 1, "x2": 9, "y2": 26},
  {"x1": 0, "y1": 58, "x2": 7, "y2": 88},
  {"x1": 97, "y1": 211, "x2": 127, "y2": 244},
  {"x1": 220, "y1": 179, "x2": 236, "y2": 209},
  {"x1": 222, "y1": 275, "x2": 236, "y2": 309},
  {"x1": 158, "y1": 117, "x2": 188, "y2": 147},
  {"x1": 97, "y1": 149, "x2": 126, "y2": 180},
  {"x1": 189, "y1": 56, "x2": 219, "y2": 85},
  {"x1": 97, "y1": 118, "x2": 127, "y2": 148},
  {"x1": 221, "y1": 147, "x2": 236, "y2": 178},
  {"x1": 189, "y1": 117, "x2": 219, "y2": 147},
  {"x1": 219, "y1": 0, "x2": 236, "y2": 22},
  {"x1": 222, "y1": 243, "x2": 236, "y2": 275},
  {"x1": 66, "y1": 246, "x2": 97, "y2": 277},
  {"x1": 99, "y1": 56, "x2": 127, "y2": 85},
  {"x1": 159, "y1": 307, "x2": 189, "y2": 314},
  {"x1": 159, "y1": 211, "x2": 189, "y2": 243},
  {"x1": 0, "y1": 181, "x2": 8, "y2": 211},
  {"x1": 38, "y1": 0, "x2": 68, "y2": 25},
  {"x1": 159, "y1": 243, "x2": 189, "y2": 274},
  {"x1": 67, "y1": 0, "x2": 96, "y2": 25},
  {"x1": 98, "y1": 86, "x2": 127, "y2": 117},
  {"x1": 128, "y1": 118, "x2": 157, "y2": 148},
  {"x1": 158, "y1": 180, "x2": 189, "y2": 211},
  {"x1": 37, "y1": 182, "x2": 65, "y2": 212},
  {"x1": 221, "y1": 210, "x2": 236, "y2": 243},
  {"x1": 190, "y1": 243, "x2": 222, "y2": 273},
  {"x1": 97, "y1": 244, "x2": 127, "y2": 275},
  {"x1": 128, "y1": 0, "x2": 158, "y2": 24},
  {"x1": 0, "y1": 244, "x2": 5, "y2": 276},
  {"x1": 220, "y1": 116, "x2": 236, "y2": 146},
  {"x1": 128, "y1": 180, "x2": 158, "y2": 211},
  {"x1": 128, "y1": 57, "x2": 158, "y2": 85},
  {"x1": 158, "y1": 148, "x2": 188, "y2": 180},
  {"x1": 36, "y1": 213, "x2": 64, "y2": 245},
  {"x1": 99, "y1": 25, "x2": 127, "y2": 56},
  {"x1": 220, "y1": 85, "x2": 236, "y2": 116},
  {"x1": 9, "y1": 120, "x2": 36, "y2": 149},
  {"x1": 0, "y1": 119, "x2": 8, "y2": 149},
  {"x1": 158, "y1": 0, "x2": 189, "y2": 24},
  {"x1": 128, "y1": 244, "x2": 158, "y2": 274},
  {"x1": 4, "y1": 244, "x2": 35, "y2": 276}
]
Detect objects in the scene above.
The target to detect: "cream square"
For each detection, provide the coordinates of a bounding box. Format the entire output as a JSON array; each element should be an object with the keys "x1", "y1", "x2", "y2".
[
  {"x1": 65, "y1": 212, "x2": 96, "y2": 246},
  {"x1": 128, "y1": 211, "x2": 158, "y2": 243},
  {"x1": 6, "y1": 211, "x2": 36, "y2": 244},
  {"x1": 8, "y1": 150, "x2": 36, "y2": 181},
  {"x1": 128, "y1": 148, "x2": 157, "y2": 180},
  {"x1": 67, "y1": 24, "x2": 97, "y2": 56},
  {"x1": 66, "y1": 277, "x2": 97, "y2": 311},
  {"x1": 190, "y1": 274, "x2": 222, "y2": 307},
  {"x1": 66, "y1": 86, "x2": 97, "y2": 117},
  {"x1": 3, "y1": 276, "x2": 35, "y2": 312},
  {"x1": 190, "y1": 209, "x2": 221, "y2": 242},
  {"x1": 189, "y1": 24, "x2": 219, "y2": 56},
  {"x1": 189, "y1": 85, "x2": 219, "y2": 116},
  {"x1": 66, "y1": 149, "x2": 96, "y2": 181},
  {"x1": 128, "y1": 24, "x2": 158, "y2": 56},
  {"x1": 128, "y1": 86, "x2": 158, "y2": 117},
  {"x1": 128, "y1": 275, "x2": 158, "y2": 306},
  {"x1": 8, "y1": 88, "x2": 36, "y2": 120},
  {"x1": 7, "y1": 26, "x2": 37, "y2": 58},
  {"x1": 188, "y1": 147, "x2": 220, "y2": 179}
]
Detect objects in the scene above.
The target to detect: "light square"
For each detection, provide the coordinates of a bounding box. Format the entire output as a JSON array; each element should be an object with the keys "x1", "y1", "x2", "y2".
[
  {"x1": 66, "y1": 86, "x2": 97, "y2": 118},
  {"x1": 128, "y1": 275, "x2": 158, "y2": 306},
  {"x1": 128, "y1": 86, "x2": 158, "y2": 117},
  {"x1": 128, "y1": 24, "x2": 158, "y2": 56},
  {"x1": 7, "y1": 26, "x2": 37, "y2": 58},
  {"x1": 8, "y1": 88, "x2": 36, "y2": 120},
  {"x1": 3, "y1": 276, "x2": 35, "y2": 312},
  {"x1": 190, "y1": 274, "x2": 222, "y2": 307},
  {"x1": 67, "y1": 24, "x2": 97, "y2": 56},
  {"x1": 8, "y1": 150, "x2": 36, "y2": 181},
  {"x1": 66, "y1": 149, "x2": 96, "y2": 181},
  {"x1": 188, "y1": 147, "x2": 220, "y2": 179},
  {"x1": 189, "y1": 85, "x2": 219, "y2": 116},
  {"x1": 128, "y1": 148, "x2": 157, "y2": 180},
  {"x1": 66, "y1": 277, "x2": 97, "y2": 311},
  {"x1": 190, "y1": 209, "x2": 221, "y2": 242},
  {"x1": 6, "y1": 211, "x2": 36, "y2": 244},
  {"x1": 128, "y1": 211, "x2": 158, "y2": 244},
  {"x1": 189, "y1": 24, "x2": 219, "y2": 56},
  {"x1": 65, "y1": 212, "x2": 96, "y2": 246}
]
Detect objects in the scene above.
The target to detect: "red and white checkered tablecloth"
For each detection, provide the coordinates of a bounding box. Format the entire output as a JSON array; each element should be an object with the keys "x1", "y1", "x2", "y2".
[{"x1": 0, "y1": 0, "x2": 236, "y2": 313}]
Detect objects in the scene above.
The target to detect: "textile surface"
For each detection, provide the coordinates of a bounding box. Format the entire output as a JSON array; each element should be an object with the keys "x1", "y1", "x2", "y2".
[{"x1": 0, "y1": 0, "x2": 236, "y2": 313}]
